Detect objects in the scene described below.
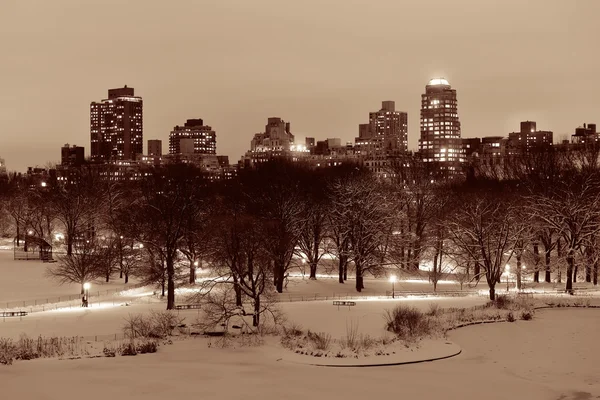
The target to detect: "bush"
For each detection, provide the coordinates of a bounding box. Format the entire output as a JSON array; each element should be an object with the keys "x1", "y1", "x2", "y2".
[
  {"x1": 506, "y1": 312, "x2": 515, "y2": 322},
  {"x1": 0, "y1": 338, "x2": 15, "y2": 365},
  {"x1": 384, "y1": 306, "x2": 431, "y2": 340},
  {"x1": 103, "y1": 346, "x2": 116, "y2": 357},
  {"x1": 427, "y1": 303, "x2": 441, "y2": 317},
  {"x1": 306, "y1": 331, "x2": 332, "y2": 351},
  {"x1": 120, "y1": 342, "x2": 137, "y2": 356},
  {"x1": 495, "y1": 295, "x2": 513, "y2": 310},
  {"x1": 136, "y1": 340, "x2": 158, "y2": 354},
  {"x1": 123, "y1": 311, "x2": 185, "y2": 339},
  {"x1": 520, "y1": 311, "x2": 533, "y2": 321}
]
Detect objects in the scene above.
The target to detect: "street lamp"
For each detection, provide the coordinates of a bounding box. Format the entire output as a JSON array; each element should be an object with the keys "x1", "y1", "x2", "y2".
[
  {"x1": 389, "y1": 275, "x2": 397, "y2": 299},
  {"x1": 83, "y1": 282, "x2": 91, "y2": 307},
  {"x1": 505, "y1": 265, "x2": 510, "y2": 292}
]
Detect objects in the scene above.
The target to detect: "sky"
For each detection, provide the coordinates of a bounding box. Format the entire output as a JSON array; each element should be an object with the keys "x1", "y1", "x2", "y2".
[{"x1": 1, "y1": 0, "x2": 599, "y2": 173}]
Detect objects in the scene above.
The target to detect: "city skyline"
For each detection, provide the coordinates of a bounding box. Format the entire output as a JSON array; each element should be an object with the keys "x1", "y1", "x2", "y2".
[{"x1": 1, "y1": 0, "x2": 599, "y2": 172}]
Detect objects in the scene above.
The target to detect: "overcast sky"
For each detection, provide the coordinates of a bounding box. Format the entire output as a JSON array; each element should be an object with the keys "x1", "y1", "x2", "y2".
[{"x1": 1, "y1": 0, "x2": 599, "y2": 172}]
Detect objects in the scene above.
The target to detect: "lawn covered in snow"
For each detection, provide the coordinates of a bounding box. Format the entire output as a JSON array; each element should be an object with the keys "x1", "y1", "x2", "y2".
[
  {"x1": 1, "y1": 308, "x2": 598, "y2": 400},
  {"x1": 0, "y1": 250, "x2": 137, "y2": 307}
]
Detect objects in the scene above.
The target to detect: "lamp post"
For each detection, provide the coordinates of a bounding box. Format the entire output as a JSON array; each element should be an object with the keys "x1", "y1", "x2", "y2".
[
  {"x1": 505, "y1": 265, "x2": 510, "y2": 292},
  {"x1": 389, "y1": 275, "x2": 397, "y2": 299},
  {"x1": 83, "y1": 282, "x2": 91, "y2": 308}
]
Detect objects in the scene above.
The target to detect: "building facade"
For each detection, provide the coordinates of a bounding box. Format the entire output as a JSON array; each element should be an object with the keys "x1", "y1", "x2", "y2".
[
  {"x1": 61, "y1": 144, "x2": 85, "y2": 166},
  {"x1": 507, "y1": 121, "x2": 553, "y2": 153},
  {"x1": 169, "y1": 119, "x2": 216, "y2": 155},
  {"x1": 355, "y1": 101, "x2": 408, "y2": 157},
  {"x1": 90, "y1": 86, "x2": 143, "y2": 162},
  {"x1": 147, "y1": 139, "x2": 162, "y2": 156},
  {"x1": 418, "y1": 78, "x2": 462, "y2": 177},
  {"x1": 571, "y1": 123, "x2": 598, "y2": 144}
]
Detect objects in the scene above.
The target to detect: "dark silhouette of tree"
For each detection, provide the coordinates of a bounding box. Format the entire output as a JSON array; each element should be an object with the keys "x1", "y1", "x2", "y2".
[{"x1": 46, "y1": 240, "x2": 106, "y2": 294}]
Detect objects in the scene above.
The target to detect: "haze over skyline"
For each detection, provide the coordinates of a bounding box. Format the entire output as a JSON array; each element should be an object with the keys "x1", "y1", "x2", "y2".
[{"x1": 1, "y1": 0, "x2": 599, "y2": 172}]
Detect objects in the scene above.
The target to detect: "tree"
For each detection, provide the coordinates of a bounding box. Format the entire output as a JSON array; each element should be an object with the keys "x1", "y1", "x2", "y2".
[
  {"x1": 330, "y1": 173, "x2": 393, "y2": 292},
  {"x1": 125, "y1": 164, "x2": 206, "y2": 309},
  {"x1": 46, "y1": 240, "x2": 105, "y2": 294},
  {"x1": 295, "y1": 170, "x2": 330, "y2": 280},
  {"x1": 529, "y1": 175, "x2": 600, "y2": 292},
  {"x1": 49, "y1": 168, "x2": 103, "y2": 255},
  {"x1": 449, "y1": 185, "x2": 523, "y2": 300},
  {"x1": 241, "y1": 160, "x2": 303, "y2": 293}
]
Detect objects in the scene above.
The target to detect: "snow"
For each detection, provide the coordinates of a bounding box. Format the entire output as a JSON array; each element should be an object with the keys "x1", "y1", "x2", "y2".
[
  {"x1": 278, "y1": 297, "x2": 488, "y2": 338},
  {"x1": 1, "y1": 309, "x2": 599, "y2": 399},
  {"x1": 0, "y1": 250, "x2": 138, "y2": 308}
]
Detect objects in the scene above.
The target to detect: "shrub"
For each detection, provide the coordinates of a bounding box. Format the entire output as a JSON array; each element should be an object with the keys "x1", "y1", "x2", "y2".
[
  {"x1": 506, "y1": 312, "x2": 515, "y2": 322},
  {"x1": 427, "y1": 303, "x2": 441, "y2": 317},
  {"x1": 136, "y1": 340, "x2": 158, "y2": 354},
  {"x1": 495, "y1": 295, "x2": 513, "y2": 309},
  {"x1": 0, "y1": 338, "x2": 15, "y2": 365},
  {"x1": 123, "y1": 311, "x2": 185, "y2": 339},
  {"x1": 120, "y1": 342, "x2": 137, "y2": 356},
  {"x1": 384, "y1": 306, "x2": 431, "y2": 340},
  {"x1": 520, "y1": 311, "x2": 533, "y2": 321},
  {"x1": 103, "y1": 346, "x2": 116, "y2": 357},
  {"x1": 306, "y1": 331, "x2": 332, "y2": 351}
]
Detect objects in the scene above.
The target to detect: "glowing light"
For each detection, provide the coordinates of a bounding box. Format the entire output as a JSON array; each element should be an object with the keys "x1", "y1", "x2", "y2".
[
  {"x1": 505, "y1": 265, "x2": 510, "y2": 272},
  {"x1": 41, "y1": 182, "x2": 47, "y2": 187},
  {"x1": 428, "y1": 78, "x2": 450, "y2": 86},
  {"x1": 83, "y1": 282, "x2": 91, "y2": 290},
  {"x1": 194, "y1": 260, "x2": 199, "y2": 267},
  {"x1": 54, "y1": 233, "x2": 64, "y2": 241},
  {"x1": 389, "y1": 275, "x2": 397, "y2": 283},
  {"x1": 28, "y1": 230, "x2": 33, "y2": 235}
]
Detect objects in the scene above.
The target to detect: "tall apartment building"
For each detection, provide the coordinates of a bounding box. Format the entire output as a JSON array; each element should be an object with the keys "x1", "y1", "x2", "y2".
[
  {"x1": 90, "y1": 85, "x2": 143, "y2": 162},
  {"x1": 507, "y1": 121, "x2": 553, "y2": 153},
  {"x1": 418, "y1": 78, "x2": 462, "y2": 176},
  {"x1": 355, "y1": 101, "x2": 408, "y2": 156},
  {"x1": 147, "y1": 139, "x2": 162, "y2": 156},
  {"x1": 250, "y1": 117, "x2": 294, "y2": 152},
  {"x1": 61, "y1": 144, "x2": 85, "y2": 166},
  {"x1": 169, "y1": 119, "x2": 216, "y2": 155}
]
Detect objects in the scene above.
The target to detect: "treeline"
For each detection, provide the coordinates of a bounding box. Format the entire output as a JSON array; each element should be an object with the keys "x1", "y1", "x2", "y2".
[{"x1": 0, "y1": 146, "x2": 599, "y2": 312}]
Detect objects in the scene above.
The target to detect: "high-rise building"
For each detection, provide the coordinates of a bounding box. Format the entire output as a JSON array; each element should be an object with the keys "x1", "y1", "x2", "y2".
[
  {"x1": 169, "y1": 119, "x2": 216, "y2": 155},
  {"x1": 507, "y1": 121, "x2": 553, "y2": 153},
  {"x1": 356, "y1": 101, "x2": 408, "y2": 156},
  {"x1": 61, "y1": 144, "x2": 85, "y2": 166},
  {"x1": 147, "y1": 139, "x2": 162, "y2": 156},
  {"x1": 418, "y1": 78, "x2": 462, "y2": 176},
  {"x1": 250, "y1": 117, "x2": 294, "y2": 152},
  {"x1": 90, "y1": 85, "x2": 143, "y2": 162}
]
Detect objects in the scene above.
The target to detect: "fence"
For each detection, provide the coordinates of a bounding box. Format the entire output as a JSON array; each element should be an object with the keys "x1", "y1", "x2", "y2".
[{"x1": 0, "y1": 282, "x2": 147, "y2": 312}]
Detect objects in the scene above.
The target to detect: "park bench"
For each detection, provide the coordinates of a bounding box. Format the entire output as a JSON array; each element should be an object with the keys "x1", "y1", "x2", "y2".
[
  {"x1": 174, "y1": 304, "x2": 202, "y2": 310},
  {"x1": 1, "y1": 311, "x2": 27, "y2": 318},
  {"x1": 333, "y1": 300, "x2": 356, "y2": 310}
]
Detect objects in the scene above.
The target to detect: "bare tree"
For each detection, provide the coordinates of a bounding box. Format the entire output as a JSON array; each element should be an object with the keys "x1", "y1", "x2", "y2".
[
  {"x1": 46, "y1": 241, "x2": 105, "y2": 294},
  {"x1": 449, "y1": 188, "x2": 523, "y2": 300},
  {"x1": 529, "y1": 175, "x2": 600, "y2": 292},
  {"x1": 330, "y1": 173, "x2": 393, "y2": 292}
]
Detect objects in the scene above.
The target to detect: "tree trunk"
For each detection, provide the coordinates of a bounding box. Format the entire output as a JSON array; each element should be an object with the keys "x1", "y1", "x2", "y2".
[
  {"x1": 338, "y1": 256, "x2": 345, "y2": 283},
  {"x1": 161, "y1": 280, "x2": 165, "y2": 297},
  {"x1": 355, "y1": 262, "x2": 363, "y2": 292},
  {"x1": 125, "y1": 272, "x2": 129, "y2": 284},
  {"x1": 565, "y1": 250, "x2": 574, "y2": 292},
  {"x1": 573, "y1": 265, "x2": 578, "y2": 283},
  {"x1": 557, "y1": 239, "x2": 563, "y2": 283},
  {"x1": 545, "y1": 248, "x2": 551, "y2": 283},
  {"x1": 474, "y1": 262, "x2": 481, "y2": 282},
  {"x1": 189, "y1": 261, "x2": 196, "y2": 284},
  {"x1": 274, "y1": 262, "x2": 285, "y2": 293},
  {"x1": 586, "y1": 264, "x2": 592, "y2": 283},
  {"x1": 166, "y1": 256, "x2": 175, "y2": 310},
  {"x1": 516, "y1": 254, "x2": 522, "y2": 290},
  {"x1": 105, "y1": 272, "x2": 110, "y2": 283},
  {"x1": 489, "y1": 286, "x2": 495, "y2": 301},
  {"x1": 594, "y1": 260, "x2": 598, "y2": 285},
  {"x1": 309, "y1": 262, "x2": 317, "y2": 280},
  {"x1": 252, "y1": 297, "x2": 260, "y2": 327},
  {"x1": 80, "y1": 283, "x2": 84, "y2": 295},
  {"x1": 67, "y1": 236, "x2": 73, "y2": 256},
  {"x1": 533, "y1": 243, "x2": 540, "y2": 283},
  {"x1": 233, "y1": 274, "x2": 243, "y2": 307}
]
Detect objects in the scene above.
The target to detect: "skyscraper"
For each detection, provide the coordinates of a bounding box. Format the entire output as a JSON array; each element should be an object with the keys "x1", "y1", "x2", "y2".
[
  {"x1": 507, "y1": 121, "x2": 553, "y2": 153},
  {"x1": 169, "y1": 119, "x2": 216, "y2": 155},
  {"x1": 90, "y1": 85, "x2": 143, "y2": 162},
  {"x1": 355, "y1": 101, "x2": 408, "y2": 156},
  {"x1": 418, "y1": 78, "x2": 462, "y2": 176},
  {"x1": 147, "y1": 139, "x2": 163, "y2": 156}
]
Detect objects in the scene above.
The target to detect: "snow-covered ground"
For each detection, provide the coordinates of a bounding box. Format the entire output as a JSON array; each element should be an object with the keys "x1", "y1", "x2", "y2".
[
  {"x1": 0, "y1": 250, "x2": 138, "y2": 308},
  {"x1": 0, "y1": 308, "x2": 598, "y2": 400}
]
